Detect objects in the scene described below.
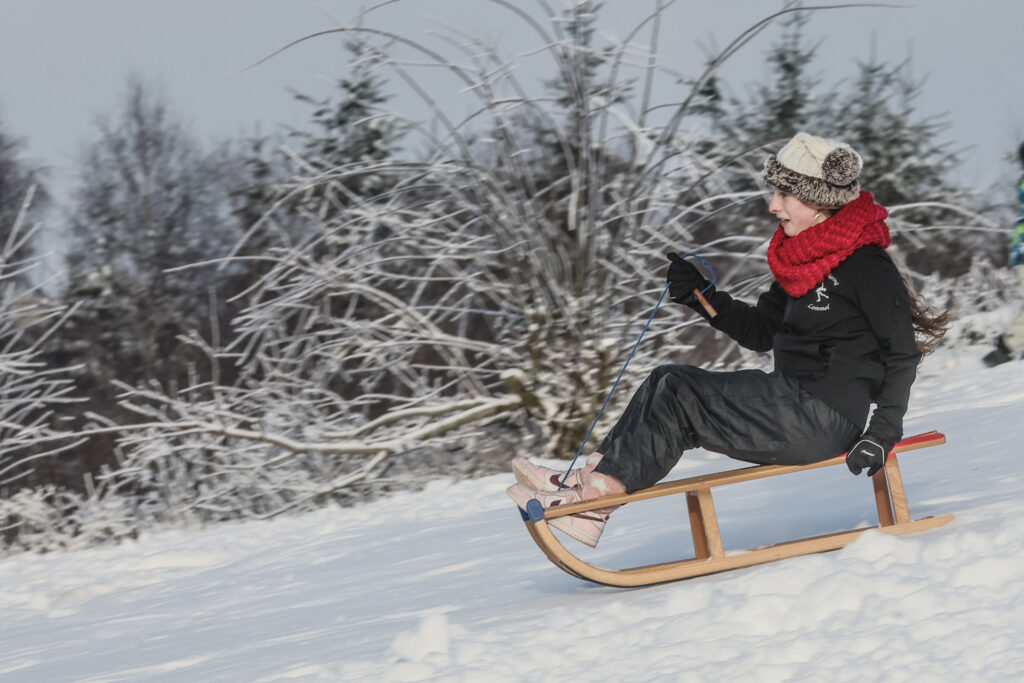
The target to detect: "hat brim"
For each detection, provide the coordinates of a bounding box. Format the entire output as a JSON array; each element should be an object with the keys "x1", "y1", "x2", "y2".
[{"x1": 762, "y1": 155, "x2": 860, "y2": 209}]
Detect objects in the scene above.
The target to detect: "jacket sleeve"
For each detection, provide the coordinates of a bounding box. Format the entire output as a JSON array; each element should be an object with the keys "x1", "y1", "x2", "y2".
[
  {"x1": 855, "y1": 254, "x2": 922, "y2": 446},
  {"x1": 691, "y1": 282, "x2": 786, "y2": 352}
]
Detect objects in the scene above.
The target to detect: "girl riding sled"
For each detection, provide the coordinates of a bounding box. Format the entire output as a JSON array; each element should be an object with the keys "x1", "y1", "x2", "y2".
[{"x1": 507, "y1": 131, "x2": 950, "y2": 547}]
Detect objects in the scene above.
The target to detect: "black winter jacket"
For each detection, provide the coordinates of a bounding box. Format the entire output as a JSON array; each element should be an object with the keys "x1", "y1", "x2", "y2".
[{"x1": 696, "y1": 245, "x2": 920, "y2": 447}]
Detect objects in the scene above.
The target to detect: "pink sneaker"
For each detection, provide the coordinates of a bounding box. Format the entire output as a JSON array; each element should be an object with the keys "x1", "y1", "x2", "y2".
[
  {"x1": 506, "y1": 483, "x2": 609, "y2": 548},
  {"x1": 549, "y1": 508, "x2": 610, "y2": 548},
  {"x1": 511, "y1": 457, "x2": 583, "y2": 491}
]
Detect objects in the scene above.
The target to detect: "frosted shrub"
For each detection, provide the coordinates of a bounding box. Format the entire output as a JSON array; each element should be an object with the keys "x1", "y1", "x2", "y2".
[
  {"x1": 0, "y1": 485, "x2": 138, "y2": 557},
  {"x1": 0, "y1": 189, "x2": 85, "y2": 554}
]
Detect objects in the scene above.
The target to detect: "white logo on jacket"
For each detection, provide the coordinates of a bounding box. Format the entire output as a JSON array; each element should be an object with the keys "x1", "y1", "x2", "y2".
[{"x1": 808, "y1": 274, "x2": 839, "y2": 312}]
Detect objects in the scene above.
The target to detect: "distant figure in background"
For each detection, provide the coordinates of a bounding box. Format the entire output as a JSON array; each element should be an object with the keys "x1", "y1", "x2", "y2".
[{"x1": 982, "y1": 141, "x2": 1024, "y2": 367}]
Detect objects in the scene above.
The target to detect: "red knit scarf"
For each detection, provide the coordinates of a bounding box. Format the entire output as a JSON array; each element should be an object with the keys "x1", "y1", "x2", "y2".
[{"x1": 767, "y1": 191, "x2": 891, "y2": 297}]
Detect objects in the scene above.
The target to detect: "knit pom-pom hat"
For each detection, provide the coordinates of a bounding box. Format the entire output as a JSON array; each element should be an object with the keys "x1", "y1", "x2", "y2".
[{"x1": 762, "y1": 131, "x2": 863, "y2": 209}]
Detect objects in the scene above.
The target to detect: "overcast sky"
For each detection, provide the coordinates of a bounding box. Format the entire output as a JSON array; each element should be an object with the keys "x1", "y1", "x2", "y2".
[{"x1": 2, "y1": 0, "x2": 1021, "y2": 210}]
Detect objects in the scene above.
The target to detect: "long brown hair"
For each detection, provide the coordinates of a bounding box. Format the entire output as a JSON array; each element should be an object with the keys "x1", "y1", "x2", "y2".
[{"x1": 903, "y1": 274, "x2": 954, "y2": 356}]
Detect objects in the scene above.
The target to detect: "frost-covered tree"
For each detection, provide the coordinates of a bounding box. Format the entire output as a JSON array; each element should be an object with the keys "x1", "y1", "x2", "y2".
[
  {"x1": 832, "y1": 54, "x2": 960, "y2": 207},
  {"x1": 669, "y1": 11, "x2": 831, "y2": 250},
  {"x1": 43, "y1": 77, "x2": 250, "y2": 485},
  {"x1": 827, "y1": 53, "x2": 977, "y2": 275},
  {"x1": 0, "y1": 119, "x2": 47, "y2": 279},
  {"x1": 59, "y1": 77, "x2": 246, "y2": 385},
  {"x1": 544, "y1": 1, "x2": 629, "y2": 131},
  {"x1": 231, "y1": 38, "x2": 406, "y2": 278},
  {"x1": 0, "y1": 188, "x2": 80, "y2": 495},
  {"x1": 693, "y1": 9, "x2": 977, "y2": 276},
  {"x1": 79, "y1": 2, "x2": 794, "y2": 524},
  {"x1": 290, "y1": 39, "x2": 403, "y2": 183},
  {"x1": 713, "y1": 10, "x2": 824, "y2": 155},
  {"x1": 247, "y1": 38, "x2": 404, "y2": 218}
]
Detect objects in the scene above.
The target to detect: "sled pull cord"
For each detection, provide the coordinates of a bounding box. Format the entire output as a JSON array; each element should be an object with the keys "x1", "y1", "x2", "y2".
[{"x1": 556, "y1": 253, "x2": 717, "y2": 489}]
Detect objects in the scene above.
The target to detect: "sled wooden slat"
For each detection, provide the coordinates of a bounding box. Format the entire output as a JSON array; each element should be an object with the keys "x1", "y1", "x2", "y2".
[
  {"x1": 685, "y1": 492, "x2": 711, "y2": 560},
  {"x1": 690, "y1": 488, "x2": 725, "y2": 560},
  {"x1": 872, "y1": 467, "x2": 896, "y2": 526},
  {"x1": 516, "y1": 431, "x2": 953, "y2": 587},
  {"x1": 539, "y1": 430, "x2": 944, "y2": 520},
  {"x1": 885, "y1": 455, "x2": 913, "y2": 524}
]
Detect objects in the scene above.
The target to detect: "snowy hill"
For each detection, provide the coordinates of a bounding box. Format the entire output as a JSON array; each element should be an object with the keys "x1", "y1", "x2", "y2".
[{"x1": 1, "y1": 348, "x2": 1022, "y2": 682}]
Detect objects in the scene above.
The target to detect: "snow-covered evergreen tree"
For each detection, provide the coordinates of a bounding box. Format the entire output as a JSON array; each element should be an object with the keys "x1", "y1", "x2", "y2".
[
  {"x1": 692, "y1": 9, "x2": 978, "y2": 278},
  {"x1": 290, "y1": 39, "x2": 403, "y2": 183},
  {"x1": 833, "y1": 55, "x2": 960, "y2": 207},
  {"x1": 714, "y1": 11, "x2": 824, "y2": 155}
]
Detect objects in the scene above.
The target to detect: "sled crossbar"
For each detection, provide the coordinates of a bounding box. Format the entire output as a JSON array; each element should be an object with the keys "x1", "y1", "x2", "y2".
[{"x1": 517, "y1": 430, "x2": 953, "y2": 587}]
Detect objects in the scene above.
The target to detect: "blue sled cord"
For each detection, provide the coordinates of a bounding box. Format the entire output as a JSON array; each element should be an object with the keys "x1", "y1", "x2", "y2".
[
  {"x1": 555, "y1": 253, "x2": 716, "y2": 489},
  {"x1": 518, "y1": 253, "x2": 716, "y2": 519}
]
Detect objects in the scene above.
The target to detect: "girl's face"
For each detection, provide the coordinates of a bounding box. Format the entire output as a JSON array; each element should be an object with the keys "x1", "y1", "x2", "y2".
[{"x1": 769, "y1": 190, "x2": 824, "y2": 237}]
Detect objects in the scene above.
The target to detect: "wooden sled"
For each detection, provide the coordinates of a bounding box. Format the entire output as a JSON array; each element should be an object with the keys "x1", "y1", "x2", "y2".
[{"x1": 517, "y1": 431, "x2": 953, "y2": 587}]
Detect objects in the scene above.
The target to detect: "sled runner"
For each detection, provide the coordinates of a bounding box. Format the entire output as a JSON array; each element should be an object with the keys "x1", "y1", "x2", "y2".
[{"x1": 515, "y1": 430, "x2": 952, "y2": 587}]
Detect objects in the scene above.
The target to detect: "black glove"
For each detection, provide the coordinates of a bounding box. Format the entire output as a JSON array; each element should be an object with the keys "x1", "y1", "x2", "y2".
[
  {"x1": 845, "y1": 435, "x2": 893, "y2": 476},
  {"x1": 666, "y1": 252, "x2": 713, "y2": 308}
]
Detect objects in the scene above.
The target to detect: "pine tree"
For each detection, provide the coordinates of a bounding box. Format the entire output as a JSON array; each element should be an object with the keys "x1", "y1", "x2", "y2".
[
  {"x1": 716, "y1": 11, "x2": 824, "y2": 156},
  {"x1": 681, "y1": 11, "x2": 828, "y2": 245},
  {"x1": 693, "y1": 13, "x2": 971, "y2": 274},
  {"x1": 543, "y1": 1, "x2": 625, "y2": 131},
  {"x1": 231, "y1": 39, "x2": 405, "y2": 262},
  {"x1": 829, "y1": 52, "x2": 971, "y2": 274},
  {"x1": 832, "y1": 54, "x2": 960, "y2": 207},
  {"x1": 288, "y1": 39, "x2": 404, "y2": 203}
]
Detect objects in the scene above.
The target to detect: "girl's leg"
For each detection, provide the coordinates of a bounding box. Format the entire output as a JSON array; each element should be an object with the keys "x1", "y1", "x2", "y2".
[{"x1": 591, "y1": 364, "x2": 859, "y2": 494}]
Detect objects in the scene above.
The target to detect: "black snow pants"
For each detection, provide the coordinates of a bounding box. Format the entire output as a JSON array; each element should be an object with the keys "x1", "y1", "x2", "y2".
[{"x1": 593, "y1": 364, "x2": 861, "y2": 493}]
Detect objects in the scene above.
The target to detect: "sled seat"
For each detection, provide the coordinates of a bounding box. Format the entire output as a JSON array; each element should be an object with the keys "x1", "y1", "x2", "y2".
[{"x1": 518, "y1": 430, "x2": 952, "y2": 587}]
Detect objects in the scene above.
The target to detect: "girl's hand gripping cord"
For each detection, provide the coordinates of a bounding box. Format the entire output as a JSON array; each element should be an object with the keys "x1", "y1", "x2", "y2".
[{"x1": 666, "y1": 252, "x2": 717, "y2": 318}]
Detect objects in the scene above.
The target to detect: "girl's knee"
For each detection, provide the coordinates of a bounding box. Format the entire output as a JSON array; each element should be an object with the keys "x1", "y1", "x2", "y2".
[{"x1": 649, "y1": 364, "x2": 703, "y2": 394}]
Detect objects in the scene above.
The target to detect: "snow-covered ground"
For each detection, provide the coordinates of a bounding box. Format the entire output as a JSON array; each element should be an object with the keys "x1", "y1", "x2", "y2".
[{"x1": 1, "y1": 347, "x2": 1022, "y2": 682}]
